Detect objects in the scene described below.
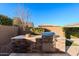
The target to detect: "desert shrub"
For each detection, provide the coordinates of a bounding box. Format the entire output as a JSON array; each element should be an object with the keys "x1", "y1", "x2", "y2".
[
  {"x1": 30, "y1": 27, "x2": 45, "y2": 35},
  {"x1": 25, "y1": 27, "x2": 51, "y2": 35}
]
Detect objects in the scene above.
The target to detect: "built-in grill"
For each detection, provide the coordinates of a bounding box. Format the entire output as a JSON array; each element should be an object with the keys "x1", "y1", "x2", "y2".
[
  {"x1": 42, "y1": 32, "x2": 55, "y2": 38},
  {"x1": 41, "y1": 32, "x2": 55, "y2": 43},
  {"x1": 41, "y1": 32, "x2": 56, "y2": 52}
]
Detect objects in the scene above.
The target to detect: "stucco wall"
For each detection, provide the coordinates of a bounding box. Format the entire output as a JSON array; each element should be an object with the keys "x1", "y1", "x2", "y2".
[
  {"x1": 0, "y1": 25, "x2": 18, "y2": 45},
  {"x1": 0, "y1": 25, "x2": 18, "y2": 53}
]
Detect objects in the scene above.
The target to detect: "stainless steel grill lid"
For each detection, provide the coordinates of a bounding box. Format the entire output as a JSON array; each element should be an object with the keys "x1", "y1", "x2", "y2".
[{"x1": 42, "y1": 32, "x2": 55, "y2": 37}]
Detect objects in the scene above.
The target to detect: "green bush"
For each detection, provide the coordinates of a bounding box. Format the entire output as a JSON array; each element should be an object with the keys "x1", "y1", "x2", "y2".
[
  {"x1": 63, "y1": 27, "x2": 79, "y2": 39},
  {"x1": 66, "y1": 40, "x2": 73, "y2": 46},
  {"x1": 0, "y1": 15, "x2": 13, "y2": 25}
]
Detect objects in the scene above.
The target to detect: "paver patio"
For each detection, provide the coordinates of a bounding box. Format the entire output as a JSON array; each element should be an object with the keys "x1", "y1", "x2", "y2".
[{"x1": 10, "y1": 53, "x2": 69, "y2": 56}]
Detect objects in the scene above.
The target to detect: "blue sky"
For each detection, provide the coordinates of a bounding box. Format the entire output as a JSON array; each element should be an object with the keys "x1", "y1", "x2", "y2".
[{"x1": 0, "y1": 3, "x2": 79, "y2": 26}]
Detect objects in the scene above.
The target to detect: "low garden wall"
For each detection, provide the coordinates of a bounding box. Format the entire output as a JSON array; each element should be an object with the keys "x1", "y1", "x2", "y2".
[
  {"x1": 39, "y1": 26, "x2": 65, "y2": 37},
  {"x1": 0, "y1": 25, "x2": 18, "y2": 53}
]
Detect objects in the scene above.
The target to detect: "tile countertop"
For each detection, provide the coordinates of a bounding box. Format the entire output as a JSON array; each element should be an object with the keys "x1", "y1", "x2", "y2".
[
  {"x1": 9, "y1": 53, "x2": 69, "y2": 56},
  {"x1": 11, "y1": 35, "x2": 25, "y2": 39},
  {"x1": 11, "y1": 35, "x2": 42, "y2": 42}
]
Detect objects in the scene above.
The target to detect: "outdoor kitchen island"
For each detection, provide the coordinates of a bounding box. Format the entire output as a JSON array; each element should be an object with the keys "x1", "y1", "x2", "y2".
[
  {"x1": 11, "y1": 32, "x2": 65, "y2": 53},
  {"x1": 11, "y1": 35, "x2": 42, "y2": 53}
]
